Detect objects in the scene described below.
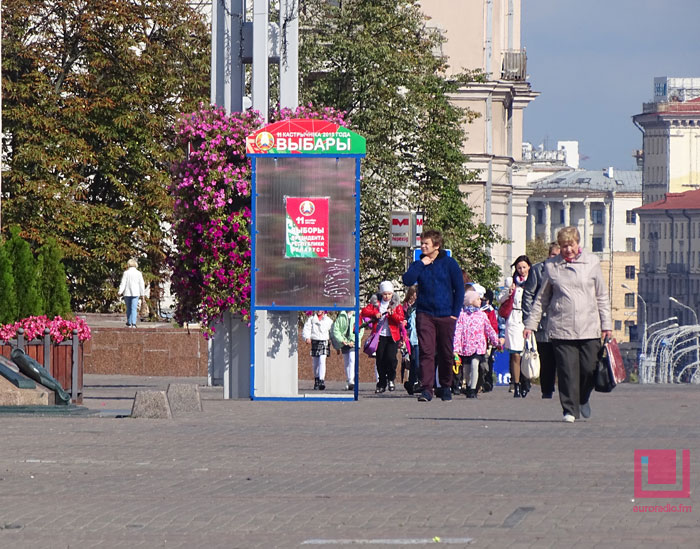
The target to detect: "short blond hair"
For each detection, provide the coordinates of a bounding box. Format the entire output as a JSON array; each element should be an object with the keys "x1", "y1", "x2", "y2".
[
  {"x1": 557, "y1": 226, "x2": 580, "y2": 246},
  {"x1": 127, "y1": 258, "x2": 139, "y2": 269}
]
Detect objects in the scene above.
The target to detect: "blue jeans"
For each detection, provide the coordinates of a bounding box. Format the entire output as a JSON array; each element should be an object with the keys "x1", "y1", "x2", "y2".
[{"x1": 125, "y1": 296, "x2": 139, "y2": 326}]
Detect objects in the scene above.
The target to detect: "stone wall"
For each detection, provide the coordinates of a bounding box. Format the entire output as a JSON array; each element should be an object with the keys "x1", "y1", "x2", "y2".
[{"x1": 83, "y1": 326, "x2": 208, "y2": 377}]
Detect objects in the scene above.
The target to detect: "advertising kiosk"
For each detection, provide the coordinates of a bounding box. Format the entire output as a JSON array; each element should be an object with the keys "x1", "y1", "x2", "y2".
[{"x1": 247, "y1": 119, "x2": 366, "y2": 400}]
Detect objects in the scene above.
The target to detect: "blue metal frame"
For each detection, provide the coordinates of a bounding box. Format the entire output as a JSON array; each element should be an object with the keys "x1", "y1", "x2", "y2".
[{"x1": 249, "y1": 153, "x2": 363, "y2": 402}]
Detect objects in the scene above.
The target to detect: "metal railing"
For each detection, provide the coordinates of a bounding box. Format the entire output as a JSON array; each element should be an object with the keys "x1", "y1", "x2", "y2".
[{"x1": 1, "y1": 328, "x2": 82, "y2": 403}]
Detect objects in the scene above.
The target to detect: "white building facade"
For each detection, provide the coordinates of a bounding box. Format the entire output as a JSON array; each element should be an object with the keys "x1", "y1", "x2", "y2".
[
  {"x1": 420, "y1": 0, "x2": 538, "y2": 275},
  {"x1": 527, "y1": 169, "x2": 642, "y2": 342},
  {"x1": 633, "y1": 77, "x2": 700, "y2": 204}
]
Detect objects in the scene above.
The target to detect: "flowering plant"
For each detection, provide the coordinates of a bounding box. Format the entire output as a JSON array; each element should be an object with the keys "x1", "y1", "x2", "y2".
[
  {"x1": 0, "y1": 316, "x2": 92, "y2": 343},
  {"x1": 169, "y1": 104, "x2": 346, "y2": 338}
]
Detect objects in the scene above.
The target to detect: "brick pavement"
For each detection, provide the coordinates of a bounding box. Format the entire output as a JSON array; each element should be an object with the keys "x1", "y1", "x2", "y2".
[{"x1": 1, "y1": 378, "x2": 699, "y2": 548}]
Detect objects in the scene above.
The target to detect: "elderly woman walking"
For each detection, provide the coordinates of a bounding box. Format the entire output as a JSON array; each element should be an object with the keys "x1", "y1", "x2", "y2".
[
  {"x1": 118, "y1": 258, "x2": 146, "y2": 328},
  {"x1": 524, "y1": 227, "x2": 612, "y2": 423}
]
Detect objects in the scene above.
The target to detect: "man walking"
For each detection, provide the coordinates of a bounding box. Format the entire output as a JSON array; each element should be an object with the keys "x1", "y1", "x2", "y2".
[{"x1": 402, "y1": 229, "x2": 464, "y2": 401}]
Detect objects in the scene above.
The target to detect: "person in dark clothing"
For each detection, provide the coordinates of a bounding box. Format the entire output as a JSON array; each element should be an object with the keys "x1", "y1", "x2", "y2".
[
  {"x1": 524, "y1": 242, "x2": 560, "y2": 398},
  {"x1": 402, "y1": 229, "x2": 464, "y2": 402}
]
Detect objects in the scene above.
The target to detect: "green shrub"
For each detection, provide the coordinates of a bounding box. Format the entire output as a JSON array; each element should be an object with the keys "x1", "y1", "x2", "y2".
[
  {"x1": 0, "y1": 245, "x2": 17, "y2": 324},
  {"x1": 5, "y1": 227, "x2": 43, "y2": 318},
  {"x1": 37, "y1": 237, "x2": 71, "y2": 318}
]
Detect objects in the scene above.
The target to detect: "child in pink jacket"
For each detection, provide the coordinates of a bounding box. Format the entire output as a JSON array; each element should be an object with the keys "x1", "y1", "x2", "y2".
[{"x1": 453, "y1": 290, "x2": 500, "y2": 398}]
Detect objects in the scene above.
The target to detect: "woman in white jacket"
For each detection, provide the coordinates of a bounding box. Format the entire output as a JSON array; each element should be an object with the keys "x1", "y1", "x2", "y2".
[
  {"x1": 118, "y1": 258, "x2": 146, "y2": 328},
  {"x1": 302, "y1": 311, "x2": 334, "y2": 390}
]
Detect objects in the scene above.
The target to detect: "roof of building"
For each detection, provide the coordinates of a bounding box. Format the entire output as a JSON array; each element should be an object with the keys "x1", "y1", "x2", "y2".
[
  {"x1": 637, "y1": 188, "x2": 700, "y2": 211},
  {"x1": 531, "y1": 169, "x2": 642, "y2": 193}
]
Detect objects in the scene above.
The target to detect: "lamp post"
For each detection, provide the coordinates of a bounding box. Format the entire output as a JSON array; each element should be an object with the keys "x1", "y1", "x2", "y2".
[
  {"x1": 622, "y1": 283, "x2": 647, "y2": 367},
  {"x1": 669, "y1": 296, "x2": 700, "y2": 380}
]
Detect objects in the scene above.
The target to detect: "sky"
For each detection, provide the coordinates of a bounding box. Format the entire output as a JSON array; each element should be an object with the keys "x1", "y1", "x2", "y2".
[{"x1": 521, "y1": 0, "x2": 700, "y2": 171}]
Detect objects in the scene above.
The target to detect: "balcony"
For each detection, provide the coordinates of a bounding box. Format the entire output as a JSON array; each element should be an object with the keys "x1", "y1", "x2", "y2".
[
  {"x1": 643, "y1": 263, "x2": 656, "y2": 274},
  {"x1": 668, "y1": 263, "x2": 688, "y2": 274},
  {"x1": 501, "y1": 50, "x2": 527, "y2": 81}
]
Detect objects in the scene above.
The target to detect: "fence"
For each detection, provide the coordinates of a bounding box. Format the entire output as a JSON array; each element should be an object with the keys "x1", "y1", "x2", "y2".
[{"x1": 0, "y1": 328, "x2": 83, "y2": 404}]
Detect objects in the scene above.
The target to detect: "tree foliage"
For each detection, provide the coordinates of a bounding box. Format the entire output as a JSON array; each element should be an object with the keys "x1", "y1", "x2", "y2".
[
  {"x1": 1, "y1": 0, "x2": 210, "y2": 310},
  {"x1": 299, "y1": 0, "x2": 504, "y2": 293},
  {"x1": 0, "y1": 245, "x2": 18, "y2": 325},
  {"x1": 526, "y1": 237, "x2": 550, "y2": 265},
  {"x1": 5, "y1": 227, "x2": 43, "y2": 319},
  {"x1": 37, "y1": 237, "x2": 72, "y2": 318}
]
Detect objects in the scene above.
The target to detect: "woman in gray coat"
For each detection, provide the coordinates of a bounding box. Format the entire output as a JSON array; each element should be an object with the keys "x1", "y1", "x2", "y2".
[{"x1": 524, "y1": 227, "x2": 612, "y2": 423}]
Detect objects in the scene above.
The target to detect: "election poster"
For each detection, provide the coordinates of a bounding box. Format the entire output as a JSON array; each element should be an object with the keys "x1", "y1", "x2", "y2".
[{"x1": 285, "y1": 197, "x2": 330, "y2": 258}]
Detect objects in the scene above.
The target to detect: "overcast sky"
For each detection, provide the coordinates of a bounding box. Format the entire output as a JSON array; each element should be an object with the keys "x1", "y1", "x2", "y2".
[{"x1": 522, "y1": 0, "x2": 700, "y2": 171}]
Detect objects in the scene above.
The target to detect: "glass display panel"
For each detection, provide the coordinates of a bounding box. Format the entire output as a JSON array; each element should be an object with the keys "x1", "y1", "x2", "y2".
[{"x1": 254, "y1": 157, "x2": 356, "y2": 307}]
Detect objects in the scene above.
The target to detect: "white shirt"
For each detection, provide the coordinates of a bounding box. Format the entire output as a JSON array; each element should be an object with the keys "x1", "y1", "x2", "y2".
[{"x1": 118, "y1": 267, "x2": 146, "y2": 297}]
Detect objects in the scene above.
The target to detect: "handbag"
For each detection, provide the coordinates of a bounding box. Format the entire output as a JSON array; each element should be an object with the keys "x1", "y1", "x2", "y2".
[
  {"x1": 139, "y1": 298, "x2": 150, "y2": 318},
  {"x1": 520, "y1": 334, "x2": 540, "y2": 378},
  {"x1": 498, "y1": 293, "x2": 514, "y2": 319},
  {"x1": 595, "y1": 337, "x2": 626, "y2": 392},
  {"x1": 362, "y1": 317, "x2": 385, "y2": 356}
]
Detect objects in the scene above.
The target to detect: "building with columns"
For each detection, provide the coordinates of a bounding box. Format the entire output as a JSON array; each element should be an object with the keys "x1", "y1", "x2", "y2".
[
  {"x1": 527, "y1": 169, "x2": 642, "y2": 342},
  {"x1": 420, "y1": 0, "x2": 539, "y2": 276},
  {"x1": 632, "y1": 77, "x2": 700, "y2": 205},
  {"x1": 636, "y1": 189, "x2": 700, "y2": 328}
]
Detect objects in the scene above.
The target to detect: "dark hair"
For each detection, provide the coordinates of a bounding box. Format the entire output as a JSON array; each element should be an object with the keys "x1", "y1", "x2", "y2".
[
  {"x1": 421, "y1": 229, "x2": 443, "y2": 249},
  {"x1": 511, "y1": 255, "x2": 532, "y2": 276},
  {"x1": 403, "y1": 285, "x2": 417, "y2": 304},
  {"x1": 484, "y1": 289, "x2": 494, "y2": 302},
  {"x1": 548, "y1": 242, "x2": 560, "y2": 255}
]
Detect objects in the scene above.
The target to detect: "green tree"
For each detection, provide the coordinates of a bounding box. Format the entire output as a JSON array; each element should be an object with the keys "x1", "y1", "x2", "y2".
[
  {"x1": 5, "y1": 227, "x2": 43, "y2": 318},
  {"x1": 526, "y1": 237, "x2": 549, "y2": 265},
  {"x1": 0, "y1": 245, "x2": 18, "y2": 325},
  {"x1": 299, "y1": 0, "x2": 503, "y2": 293},
  {"x1": 1, "y1": 0, "x2": 210, "y2": 311},
  {"x1": 37, "y1": 237, "x2": 72, "y2": 318}
]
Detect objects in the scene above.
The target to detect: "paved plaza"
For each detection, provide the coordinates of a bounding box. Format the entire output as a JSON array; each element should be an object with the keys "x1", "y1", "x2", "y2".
[{"x1": 1, "y1": 376, "x2": 699, "y2": 548}]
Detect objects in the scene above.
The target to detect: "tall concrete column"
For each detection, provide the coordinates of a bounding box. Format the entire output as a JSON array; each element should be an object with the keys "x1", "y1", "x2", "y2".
[
  {"x1": 603, "y1": 201, "x2": 611, "y2": 254},
  {"x1": 527, "y1": 201, "x2": 535, "y2": 240},
  {"x1": 252, "y1": 0, "x2": 269, "y2": 122},
  {"x1": 544, "y1": 201, "x2": 552, "y2": 243},
  {"x1": 584, "y1": 202, "x2": 591, "y2": 249},
  {"x1": 564, "y1": 201, "x2": 571, "y2": 227}
]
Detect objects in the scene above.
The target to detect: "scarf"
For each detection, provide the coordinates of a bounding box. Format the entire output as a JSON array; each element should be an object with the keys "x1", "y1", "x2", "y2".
[{"x1": 463, "y1": 305, "x2": 480, "y2": 314}]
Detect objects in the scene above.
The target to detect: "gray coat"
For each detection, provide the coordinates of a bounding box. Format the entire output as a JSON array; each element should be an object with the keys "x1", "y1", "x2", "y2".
[{"x1": 524, "y1": 250, "x2": 612, "y2": 340}]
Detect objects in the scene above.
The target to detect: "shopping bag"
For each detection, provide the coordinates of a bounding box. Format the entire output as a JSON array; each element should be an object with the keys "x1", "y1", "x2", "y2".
[
  {"x1": 520, "y1": 334, "x2": 540, "y2": 378},
  {"x1": 139, "y1": 298, "x2": 150, "y2": 318},
  {"x1": 594, "y1": 337, "x2": 626, "y2": 392},
  {"x1": 362, "y1": 318, "x2": 384, "y2": 357}
]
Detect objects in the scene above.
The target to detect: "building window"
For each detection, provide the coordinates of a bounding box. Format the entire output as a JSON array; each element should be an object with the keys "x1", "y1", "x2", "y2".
[
  {"x1": 559, "y1": 209, "x2": 565, "y2": 224},
  {"x1": 625, "y1": 320, "x2": 635, "y2": 337},
  {"x1": 626, "y1": 210, "x2": 636, "y2": 224},
  {"x1": 625, "y1": 266, "x2": 635, "y2": 279},
  {"x1": 537, "y1": 207, "x2": 545, "y2": 225},
  {"x1": 626, "y1": 238, "x2": 636, "y2": 252},
  {"x1": 614, "y1": 320, "x2": 622, "y2": 330},
  {"x1": 592, "y1": 237, "x2": 603, "y2": 252},
  {"x1": 624, "y1": 293, "x2": 635, "y2": 308},
  {"x1": 591, "y1": 208, "x2": 604, "y2": 225}
]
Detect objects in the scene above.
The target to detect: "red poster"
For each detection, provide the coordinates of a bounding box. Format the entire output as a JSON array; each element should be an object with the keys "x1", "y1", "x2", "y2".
[{"x1": 285, "y1": 197, "x2": 330, "y2": 258}]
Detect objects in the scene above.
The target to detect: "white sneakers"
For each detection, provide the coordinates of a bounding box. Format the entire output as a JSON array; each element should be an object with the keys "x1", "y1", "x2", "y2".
[{"x1": 562, "y1": 413, "x2": 576, "y2": 423}]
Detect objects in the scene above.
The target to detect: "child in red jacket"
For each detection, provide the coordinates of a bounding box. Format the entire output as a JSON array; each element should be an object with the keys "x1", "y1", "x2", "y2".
[{"x1": 361, "y1": 281, "x2": 405, "y2": 393}]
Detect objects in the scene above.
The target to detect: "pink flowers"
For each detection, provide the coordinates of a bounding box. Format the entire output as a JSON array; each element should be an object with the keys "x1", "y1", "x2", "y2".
[
  {"x1": 169, "y1": 104, "x2": 346, "y2": 338},
  {"x1": 0, "y1": 316, "x2": 92, "y2": 343}
]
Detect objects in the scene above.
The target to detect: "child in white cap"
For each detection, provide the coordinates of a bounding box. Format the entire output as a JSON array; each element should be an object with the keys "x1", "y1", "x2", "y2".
[{"x1": 361, "y1": 281, "x2": 405, "y2": 393}]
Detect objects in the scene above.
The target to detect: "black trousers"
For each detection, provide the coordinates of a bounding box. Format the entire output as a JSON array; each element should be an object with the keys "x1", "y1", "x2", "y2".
[
  {"x1": 376, "y1": 335, "x2": 398, "y2": 388},
  {"x1": 536, "y1": 340, "x2": 556, "y2": 396},
  {"x1": 551, "y1": 338, "x2": 601, "y2": 418}
]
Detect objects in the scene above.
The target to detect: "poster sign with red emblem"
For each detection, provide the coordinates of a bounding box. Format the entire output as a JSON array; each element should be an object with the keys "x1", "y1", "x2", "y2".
[{"x1": 285, "y1": 196, "x2": 330, "y2": 258}]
